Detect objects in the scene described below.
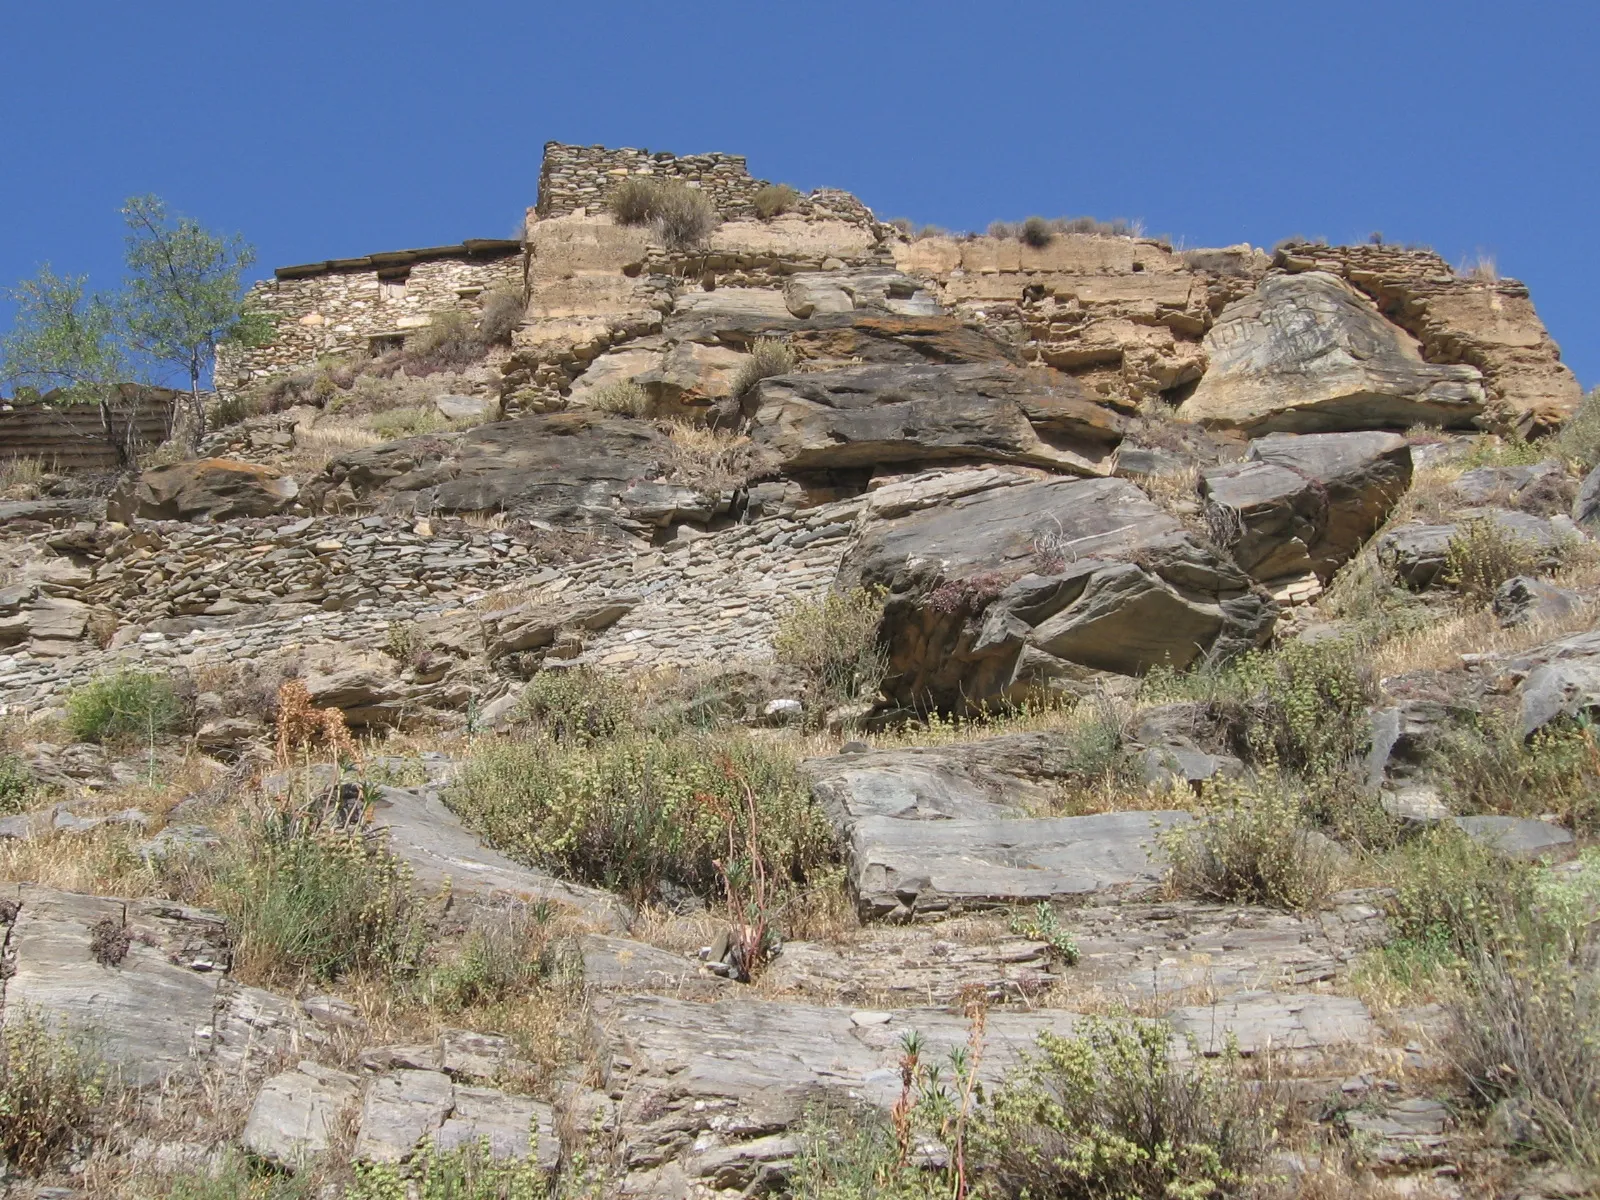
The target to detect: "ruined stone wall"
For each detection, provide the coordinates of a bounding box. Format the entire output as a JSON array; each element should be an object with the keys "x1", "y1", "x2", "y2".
[
  {"x1": 536, "y1": 142, "x2": 775, "y2": 220},
  {"x1": 216, "y1": 250, "x2": 523, "y2": 395},
  {"x1": 0, "y1": 390, "x2": 176, "y2": 468}
]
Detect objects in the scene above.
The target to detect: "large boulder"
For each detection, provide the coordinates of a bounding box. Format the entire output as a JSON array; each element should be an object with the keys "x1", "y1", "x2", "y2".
[
  {"x1": 746, "y1": 362, "x2": 1125, "y2": 477},
  {"x1": 1177, "y1": 272, "x2": 1485, "y2": 433},
  {"x1": 108, "y1": 458, "x2": 299, "y2": 523},
  {"x1": 1201, "y1": 431, "x2": 1413, "y2": 585},
  {"x1": 840, "y1": 475, "x2": 1275, "y2": 709}
]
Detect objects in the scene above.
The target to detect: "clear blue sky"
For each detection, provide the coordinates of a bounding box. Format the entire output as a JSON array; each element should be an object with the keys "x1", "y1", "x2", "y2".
[{"x1": 2, "y1": 0, "x2": 1595, "y2": 388}]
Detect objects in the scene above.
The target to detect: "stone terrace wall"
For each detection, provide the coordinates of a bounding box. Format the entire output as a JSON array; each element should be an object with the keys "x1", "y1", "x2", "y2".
[
  {"x1": 216, "y1": 245, "x2": 524, "y2": 396},
  {"x1": 537, "y1": 142, "x2": 776, "y2": 220}
]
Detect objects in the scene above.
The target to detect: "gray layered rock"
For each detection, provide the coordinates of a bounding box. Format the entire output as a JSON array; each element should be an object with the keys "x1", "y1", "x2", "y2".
[
  {"x1": 578, "y1": 934, "x2": 728, "y2": 997},
  {"x1": 1201, "y1": 431, "x2": 1412, "y2": 583},
  {"x1": 594, "y1": 994, "x2": 1085, "y2": 1195},
  {"x1": 302, "y1": 412, "x2": 724, "y2": 539},
  {"x1": 0, "y1": 886, "x2": 228, "y2": 1087},
  {"x1": 1377, "y1": 508, "x2": 1574, "y2": 589},
  {"x1": 1574, "y1": 462, "x2": 1600, "y2": 526},
  {"x1": 842, "y1": 476, "x2": 1275, "y2": 709},
  {"x1": 762, "y1": 932, "x2": 1053, "y2": 1005},
  {"x1": 746, "y1": 362, "x2": 1126, "y2": 477},
  {"x1": 782, "y1": 269, "x2": 939, "y2": 319},
  {"x1": 1178, "y1": 271, "x2": 1485, "y2": 433},
  {"x1": 366, "y1": 782, "x2": 629, "y2": 931},
  {"x1": 1452, "y1": 816, "x2": 1575, "y2": 861},
  {"x1": 806, "y1": 736, "x2": 1190, "y2": 918},
  {"x1": 1493, "y1": 575, "x2": 1583, "y2": 627},
  {"x1": 1504, "y1": 630, "x2": 1600, "y2": 737},
  {"x1": 242, "y1": 1062, "x2": 362, "y2": 1168},
  {"x1": 1451, "y1": 460, "x2": 1573, "y2": 515},
  {"x1": 353, "y1": 1069, "x2": 457, "y2": 1163},
  {"x1": 1168, "y1": 991, "x2": 1374, "y2": 1056}
]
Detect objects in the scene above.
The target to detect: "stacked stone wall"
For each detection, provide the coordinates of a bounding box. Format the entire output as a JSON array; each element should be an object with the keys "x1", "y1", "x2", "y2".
[
  {"x1": 216, "y1": 252, "x2": 523, "y2": 396},
  {"x1": 536, "y1": 142, "x2": 774, "y2": 220}
]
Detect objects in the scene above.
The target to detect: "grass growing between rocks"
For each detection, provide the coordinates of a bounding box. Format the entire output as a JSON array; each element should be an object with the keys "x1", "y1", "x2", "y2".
[
  {"x1": 212, "y1": 790, "x2": 428, "y2": 988},
  {"x1": 774, "y1": 586, "x2": 889, "y2": 710},
  {"x1": 449, "y1": 728, "x2": 837, "y2": 905}
]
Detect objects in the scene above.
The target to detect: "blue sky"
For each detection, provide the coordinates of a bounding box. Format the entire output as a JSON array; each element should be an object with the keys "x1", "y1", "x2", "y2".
[{"x1": 2, "y1": 0, "x2": 1595, "y2": 388}]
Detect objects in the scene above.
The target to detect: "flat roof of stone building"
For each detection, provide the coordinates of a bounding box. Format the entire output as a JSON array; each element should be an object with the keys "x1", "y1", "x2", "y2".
[{"x1": 274, "y1": 239, "x2": 523, "y2": 281}]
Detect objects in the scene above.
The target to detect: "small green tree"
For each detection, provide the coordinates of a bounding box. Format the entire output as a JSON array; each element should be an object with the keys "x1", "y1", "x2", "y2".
[
  {"x1": 120, "y1": 194, "x2": 270, "y2": 445},
  {"x1": 0, "y1": 267, "x2": 134, "y2": 463}
]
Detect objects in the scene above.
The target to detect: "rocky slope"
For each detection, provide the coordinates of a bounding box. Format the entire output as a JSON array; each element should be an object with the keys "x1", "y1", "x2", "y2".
[{"x1": 0, "y1": 146, "x2": 1596, "y2": 1200}]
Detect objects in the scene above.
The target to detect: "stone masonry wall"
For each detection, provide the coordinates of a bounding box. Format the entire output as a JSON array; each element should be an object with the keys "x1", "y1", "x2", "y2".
[
  {"x1": 216, "y1": 250, "x2": 524, "y2": 397},
  {"x1": 537, "y1": 142, "x2": 774, "y2": 220}
]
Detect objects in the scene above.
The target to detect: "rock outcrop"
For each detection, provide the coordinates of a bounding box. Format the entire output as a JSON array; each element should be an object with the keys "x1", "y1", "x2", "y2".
[
  {"x1": 806, "y1": 734, "x2": 1191, "y2": 919},
  {"x1": 842, "y1": 475, "x2": 1275, "y2": 708},
  {"x1": 746, "y1": 362, "x2": 1124, "y2": 477},
  {"x1": 1177, "y1": 272, "x2": 1486, "y2": 433},
  {"x1": 108, "y1": 458, "x2": 300, "y2": 523},
  {"x1": 1202, "y1": 431, "x2": 1413, "y2": 586}
]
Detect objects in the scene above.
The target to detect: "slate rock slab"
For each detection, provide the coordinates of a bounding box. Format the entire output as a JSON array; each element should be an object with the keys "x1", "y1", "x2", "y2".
[
  {"x1": 578, "y1": 934, "x2": 728, "y2": 997},
  {"x1": 806, "y1": 736, "x2": 1191, "y2": 918},
  {"x1": 1177, "y1": 271, "x2": 1484, "y2": 433},
  {"x1": 842, "y1": 475, "x2": 1275, "y2": 709},
  {"x1": 1169, "y1": 991, "x2": 1374, "y2": 1056},
  {"x1": 1452, "y1": 815, "x2": 1574, "y2": 861},
  {"x1": 242, "y1": 1062, "x2": 362, "y2": 1168},
  {"x1": 1, "y1": 886, "x2": 227, "y2": 1087},
  {"x1": 366, "y1": 783, "x2": 629, "y2": 931}
]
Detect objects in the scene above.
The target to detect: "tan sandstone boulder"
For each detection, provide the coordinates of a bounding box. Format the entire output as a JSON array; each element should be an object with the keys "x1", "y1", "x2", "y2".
[
  {"x1": 107, "y1": 458, "x2": 300, "y2": 523},
  {"x1": 1177, "y1": 271, "x2": 1485, "y2": 433}
]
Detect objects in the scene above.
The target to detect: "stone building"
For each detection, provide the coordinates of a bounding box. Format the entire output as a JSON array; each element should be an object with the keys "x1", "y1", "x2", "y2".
[{"x1": 215, "y1": 240, "x2": 524, "y2": 395}]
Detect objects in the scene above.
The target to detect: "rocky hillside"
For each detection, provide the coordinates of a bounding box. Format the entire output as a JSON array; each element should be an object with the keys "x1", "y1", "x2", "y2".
[{"x1": 0, "y1": 146, "x2": 1597, "y2": 1200}]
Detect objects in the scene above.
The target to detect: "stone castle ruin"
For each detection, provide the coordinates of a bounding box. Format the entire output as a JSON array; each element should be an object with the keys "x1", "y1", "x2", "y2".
[{"x1": 219, "y1": 140, "x2": 1580, "y2": 437}]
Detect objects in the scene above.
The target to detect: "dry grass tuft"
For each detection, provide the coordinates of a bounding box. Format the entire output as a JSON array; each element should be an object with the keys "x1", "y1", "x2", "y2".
[{"x1": 664, "y1": 421, "x2": 752, "y2": 492}]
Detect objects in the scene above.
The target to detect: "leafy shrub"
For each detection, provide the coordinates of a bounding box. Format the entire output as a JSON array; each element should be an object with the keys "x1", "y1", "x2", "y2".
[
  {"x1": 146, "y1": 1152, "x2": 312, "y2": 1199},
  {"x1": 732, "y1": 336, "x2": 797, "y2": 398},
  {"x1": 607, "y1": 177, "x2": 719, "y2": 250},
  {"x1": 65, "y1": 669, "x2": 185, "y2": 743},
  {"x1": 403, "y1": 311, "x2": 485, "y2": 375},
  {"x1": 450, "y1": 730, "x2": 836, "y2": 902},
  {"x1": 1556, "y1": 386, "x2": 1600, "y2": 472},
  {"x1": 1164, "y1": 769, "x2": 1337, "y2": 911},
  {"x1": 0, "y1": 1010, "x2": 114, "y2": 1175},
  {"x1": 347, "y1": 1138, "x2": 549, "y2": 1199},
  {"x1": 476, "y1": 285, "x2": 524, "y2": 345},
  {"x1": 519, "y1": 668, "x2": 634, "y2": 742},
  {"x1": 1019, "y1": 215, "x2": 1055, "y2": 248},
  {"x1": 1145, "y1": 636, "x2": 1373, "y2": 780},
  {"x1": 792, "y1": 1103, "x2": 944, "y2": 1200},
  {"x1": 587, "y1": 379, "x2": 649, "y2": 417},
  {"x1": 754, "y1": 183, "x2": 801, "y2": 220},
  {"x1": 1443, "y1": 516, "x2": 1555, "y2": 604},
  {"x1": 1009, "y1": 902, "x2": 1079, "y2": 964},
  {"x1": 774, "y1": 586, "x2": 888, "y2": 705},
  {"x1": 0, "y1": 752, "x2": 37, "y2": 815},
  {"x1": 216, "y1": 795, "x2": 426, "y2": 985},
  {"x1": 978, "y1": 1017, "x2": 1282, "y2": 1200},
  {"x1": 1406, "y1": 846, "x2": 1600, "y2": 1171},
  {"x1": 1429, "y1": 711, "x2": 1600, "y2": 835}
]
